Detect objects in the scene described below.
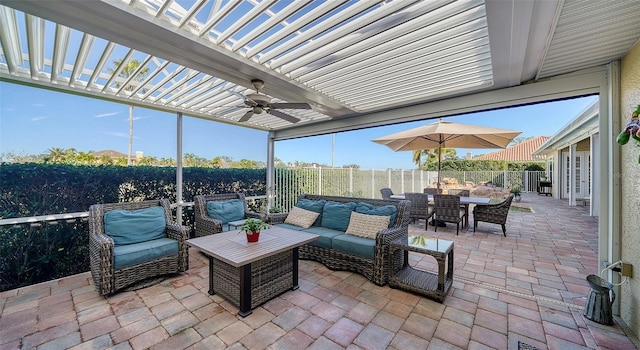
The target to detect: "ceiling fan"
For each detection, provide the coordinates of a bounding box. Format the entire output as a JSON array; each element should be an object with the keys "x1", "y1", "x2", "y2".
[{"x1": 232, "y1": 79, "x2": 312, "y2": 123}]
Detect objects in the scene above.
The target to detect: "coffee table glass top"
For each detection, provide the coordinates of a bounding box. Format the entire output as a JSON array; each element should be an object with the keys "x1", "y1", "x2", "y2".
[{"x1": 405, "y1": 235, "x2": 453, "y2": 254}]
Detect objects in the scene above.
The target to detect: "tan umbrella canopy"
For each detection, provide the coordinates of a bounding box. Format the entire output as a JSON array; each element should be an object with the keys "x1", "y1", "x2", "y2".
[{"x1": 372, "y1": 120, "x2": 521, "y2": 188}]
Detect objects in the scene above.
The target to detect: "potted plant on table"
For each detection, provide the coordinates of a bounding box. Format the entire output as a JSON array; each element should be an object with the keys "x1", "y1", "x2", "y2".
[
  {"x1": 240, "y1": 218, "x2": 270, "y2": 243},
  {"x1": 510, "y1": 187, "x2": 522, "y2": 202}
]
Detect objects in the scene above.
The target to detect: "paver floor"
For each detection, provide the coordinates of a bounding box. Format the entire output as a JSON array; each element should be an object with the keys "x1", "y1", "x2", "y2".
[{"x1": 1, "y1": 193, "x2": 638, "y2": 349}]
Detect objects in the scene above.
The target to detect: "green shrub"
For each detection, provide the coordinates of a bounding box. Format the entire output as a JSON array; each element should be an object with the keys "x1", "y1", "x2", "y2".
[{"x1": 0, "y1": 163, "x2": 266, "y2": 291}]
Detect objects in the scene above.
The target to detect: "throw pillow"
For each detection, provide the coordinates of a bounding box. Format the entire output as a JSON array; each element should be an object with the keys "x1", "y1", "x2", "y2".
[
  {"x1": 355, "y1": 202, "x2": 397, "y2": 228},
  {"x1": 284, "y1": 206, "x2": 320, "y2": 228},
  {"x1": 105, "y1": 206, "x2": 166, "y2": 246},
  {"x1": 321, "y1": 201, "x2": 357, "y2": 231},
  {"x1": 345, "y1": 211, "x2": 390, "y2": 239},
  {"x1": 296, "y1": 199, "x2": 326, "y2": 226},
  {"x1": 206, "y1": 199, "x2": 245, "y2": 224}
]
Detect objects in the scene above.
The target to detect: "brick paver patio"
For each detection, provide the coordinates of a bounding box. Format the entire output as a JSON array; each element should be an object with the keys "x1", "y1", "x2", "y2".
[{"x1": 1, "y1": 193, "x2": 638, "y2": 349}]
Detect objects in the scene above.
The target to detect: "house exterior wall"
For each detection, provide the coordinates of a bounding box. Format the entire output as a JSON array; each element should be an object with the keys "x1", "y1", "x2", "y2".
[{"x1": 620, "y1": 41, "x2": 640, "y2": 337}]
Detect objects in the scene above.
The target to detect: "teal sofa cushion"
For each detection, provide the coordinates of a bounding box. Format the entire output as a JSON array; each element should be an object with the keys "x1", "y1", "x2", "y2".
[
  {"x1": 331, "y1": 234, "x2": 376, "y2": 259},
  {"x1": 296, "y1": 199, "x2": 326, "y2": 226},
  {"x1": 274, "y1": 223, "x2": 305, "y2": 231},
  {"x1": 300, "y1": 226, "x2": 343, "y2": 249},
  {"x1": 206, "y1": 199, "x2": 245, "y2": 224},
  {"x1": 355, "y1": 202, "x2": 397, "y2": 228},
  {"x1": 104, "y1": 206, "x2": 166, "y2": 246},
  {"x1": 321, "y1": 201, "x2": 356, "y2": 231},
  {"x1": 113, "y1": 238, "x2": 178, "y2": 269}
]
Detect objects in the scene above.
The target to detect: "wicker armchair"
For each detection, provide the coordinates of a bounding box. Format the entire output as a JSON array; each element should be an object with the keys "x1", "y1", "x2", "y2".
[
  {"x1": 433, "y1": 194, "x2": 465, "y2": 235},
  {"x1": 380, "y1": 188, "x2": 394, "y2": 200},
  {"x1": 89, "y1": 199, "x2": 189, "y2": 296},
  {"x1": 423, "y1": 188, "x2": 443, "y2": 195},
  {"x1": 473, "y1": 194, "x2": 514, "y2": 236},
  {"x1": 404, "y1": 192, "x2": 434, "y2": 230},
  {"x1": 193, "y1": 193, "x2": 265, "y2": 237}
]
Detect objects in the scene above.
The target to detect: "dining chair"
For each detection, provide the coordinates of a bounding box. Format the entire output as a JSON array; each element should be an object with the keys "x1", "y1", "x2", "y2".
[
  {"x1": 447, "y1": 189, "x2": 471, "y2": 227},
  {"x1": 433, "y1": 194, "x2": 465, "y2": 235},
  {"x1": 404, "y1": 192, "x2": 434, "y2": 230},
  {"x1": 423, "y1": 188, "x2": 443, "y2": 195},
  {"x1": 473, "y1": 194, "x2": 515, "y2": 236},
  {"x1": 380, "y1": 188, "x2": 394, "y2": 200}
]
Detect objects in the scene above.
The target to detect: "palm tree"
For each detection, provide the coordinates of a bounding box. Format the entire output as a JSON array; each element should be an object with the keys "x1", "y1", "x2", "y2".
[
  {"x1": 108, "y1": 59, "x2": 149, "y2": 165},
  {"x1": 46, "y1": 147, "x2": 67, "y2": 163}
]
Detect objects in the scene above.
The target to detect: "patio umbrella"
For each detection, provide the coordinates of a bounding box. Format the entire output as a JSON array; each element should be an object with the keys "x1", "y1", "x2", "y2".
[{"x1": 372, "y1": 120, "x2": 521, "y2": 188}]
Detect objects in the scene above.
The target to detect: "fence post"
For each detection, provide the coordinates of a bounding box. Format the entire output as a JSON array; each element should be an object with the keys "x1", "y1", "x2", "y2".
[
  {"x1": 503, "y1": 171, "x2": 507, "y2": 188},
  {"x1": 372, "y1": 168, "x2": 376, "y2": 198},
  {"x1": 318, "y1": 167, "x2": 322, "y2": 195},
  {"x1": 401, "y1": 169, "x2": 405, "y2": 193},
  {"x1": 411, "y1": 170, "x2": 415, "y2": 192},
  {"x1": 349, "y1": 167, "x2": 353, "y2": 196}
]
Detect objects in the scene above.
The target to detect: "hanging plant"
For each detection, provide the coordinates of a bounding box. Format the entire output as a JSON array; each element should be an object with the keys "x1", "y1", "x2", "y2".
[{"x1": 616, "y1": 105, "x2": 640, "y2": 163}]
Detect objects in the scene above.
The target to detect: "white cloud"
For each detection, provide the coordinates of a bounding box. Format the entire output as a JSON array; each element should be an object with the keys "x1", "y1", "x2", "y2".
[
  {"x1": 31, "y1": 116, "x2": 48, "y2": 121},
  {"x1": 95, "y1": 112, "x2": 120, "y2": 118},
  {"x1": 32, "y1": 103, "x2": 46, "y2": 107},
  {"x1": 102, "y1": 131, "x2": 128, "y2": 138}
]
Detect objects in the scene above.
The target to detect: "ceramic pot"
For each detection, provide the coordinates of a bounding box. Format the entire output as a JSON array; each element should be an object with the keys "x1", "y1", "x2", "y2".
[{"x1": 246, "y1": 231, "x2": 260, "y2": 242}]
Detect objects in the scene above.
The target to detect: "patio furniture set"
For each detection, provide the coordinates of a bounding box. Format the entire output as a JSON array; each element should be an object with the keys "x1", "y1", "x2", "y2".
[{"x1": 89, "y1": 191, "x2": 515, "y2": 316}]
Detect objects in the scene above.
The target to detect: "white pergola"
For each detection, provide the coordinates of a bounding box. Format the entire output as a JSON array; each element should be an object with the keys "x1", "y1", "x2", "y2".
[{"x1": 2, "y1": 0, "x2": 640, "y2": 290}]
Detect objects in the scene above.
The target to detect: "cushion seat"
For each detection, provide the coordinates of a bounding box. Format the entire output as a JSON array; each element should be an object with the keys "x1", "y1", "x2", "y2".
[
  {"x1": 114, "y1": 238, "x2": 179, "y2": 269},
  {"x1": 298, "y1": 226, "x2": 343, "y2": 248},
  {"x1": 331, "y1": 234, "x2": 376, "y2": 259}
]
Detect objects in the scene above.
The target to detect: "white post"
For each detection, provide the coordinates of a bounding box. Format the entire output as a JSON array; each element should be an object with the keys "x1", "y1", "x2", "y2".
[
  {"x1": 267, "y1": 131, "x2": 275, "y2": 210},
  {"x1": 176, "y1": 112, "x2": 183, "y2": 225}
]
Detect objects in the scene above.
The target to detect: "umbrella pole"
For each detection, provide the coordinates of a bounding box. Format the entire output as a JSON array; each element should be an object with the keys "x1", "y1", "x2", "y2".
[{"x1": 436, "y1": 146, "x2": 442, "y2": 189}]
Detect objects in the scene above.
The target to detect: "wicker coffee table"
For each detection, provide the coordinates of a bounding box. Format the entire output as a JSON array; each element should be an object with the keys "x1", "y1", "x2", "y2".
[
  {"x1": 389, "y1": 235, "x2": 454, "y2": 302},
  {"x1": 187, "y1": 226, "x2": 318, "y2": 317}
]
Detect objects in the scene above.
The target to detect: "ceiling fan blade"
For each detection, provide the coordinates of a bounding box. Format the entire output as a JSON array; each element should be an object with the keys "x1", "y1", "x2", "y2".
[
  {"x1": 226, "y1": 89, "x2": 256, "y2": 106},
  {"x1": 270, "y1": 102, "x2": 312, "y2": 110},
  {"x1": 238, "y1": 111, "x2": 254, "y2": 122},
  {"x1": 268, "y1": 109, "x2": 300, "y2": 123}
]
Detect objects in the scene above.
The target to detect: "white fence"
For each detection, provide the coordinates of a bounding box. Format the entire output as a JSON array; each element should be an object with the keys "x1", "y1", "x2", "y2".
[{"x1": 272, "y1": 168, "x2": 546, "y2": 211}]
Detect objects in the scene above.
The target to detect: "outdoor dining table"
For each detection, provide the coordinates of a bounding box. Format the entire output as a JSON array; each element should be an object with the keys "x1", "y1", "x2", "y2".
[{"x1": 390, "y1": 193, "x2": 491, "y2": 229}]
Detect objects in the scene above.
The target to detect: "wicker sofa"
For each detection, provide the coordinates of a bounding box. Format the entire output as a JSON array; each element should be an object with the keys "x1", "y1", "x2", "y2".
[{"x1": 268, "y1": 194, "x2": 410, "y2": 286}]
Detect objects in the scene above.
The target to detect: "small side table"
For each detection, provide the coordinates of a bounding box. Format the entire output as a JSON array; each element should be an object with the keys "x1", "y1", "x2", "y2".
[
  {"x1": 389, "y1": 235, "x2": 454, "y2": 302},
  {"x1": 227, "y1": 219, "x2": 247, "y2": 231}
]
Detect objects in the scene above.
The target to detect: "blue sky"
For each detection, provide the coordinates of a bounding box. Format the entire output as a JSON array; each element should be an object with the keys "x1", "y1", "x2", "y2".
[{"x1": 0, "y1": 81, "x2": 598, "y2": 169}]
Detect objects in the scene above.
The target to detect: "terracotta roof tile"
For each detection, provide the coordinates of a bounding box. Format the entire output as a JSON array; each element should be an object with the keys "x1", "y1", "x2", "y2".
[{"x1": 474, "y1": 136, "x2": 549, "y2": 161}]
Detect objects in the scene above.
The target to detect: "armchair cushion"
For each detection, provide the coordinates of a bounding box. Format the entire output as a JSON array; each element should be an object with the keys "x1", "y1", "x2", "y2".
[
  {"x1": 296, "y1": 199, "x2": 326, "y2": 226},
  {"x1": 321, "y1": 201, "x2": 357, "y2": 231},
  {"x1": 104, "y1": 206, "x2": 166, "y2": 245},
  {"x1": 206, "y1": 199, "x2": 245, "y2": 224},
  {"x1": 355, "y1": 202, "x2": 397, "y2": 227},
  {"x1": 113, "y1": 238, "x2": 179, "y2": 269},
  {"x1": 284, "y1": 206, "x2": 320, "y2": 228}
]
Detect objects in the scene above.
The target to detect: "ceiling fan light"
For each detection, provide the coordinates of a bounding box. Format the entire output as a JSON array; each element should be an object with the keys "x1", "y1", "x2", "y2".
[{"x1": 253, "y1": 106, "x2": 263, "y2": 114}]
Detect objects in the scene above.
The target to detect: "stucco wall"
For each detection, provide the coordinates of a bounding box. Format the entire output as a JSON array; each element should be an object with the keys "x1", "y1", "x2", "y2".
[{"x1": 620, "y1": 41, "x2": 640, "y2": 337}]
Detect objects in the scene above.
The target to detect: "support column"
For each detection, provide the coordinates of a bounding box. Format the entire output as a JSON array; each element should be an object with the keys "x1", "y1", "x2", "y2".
[
  {"x1": 267, "y1": 131, "x2": 275, "y2": 211},
  {"x1": 569, "y1": 143, "x2": 577, "y2": 206},
  {"x1": 176, "y1": 112, "x2": 183, "y2": 225}
]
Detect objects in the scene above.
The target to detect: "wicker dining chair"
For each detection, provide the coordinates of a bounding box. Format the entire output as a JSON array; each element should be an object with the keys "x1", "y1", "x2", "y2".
[
  {"x1": 193, "y1": 193, "x2": 265, "y2": 237},
  {"x1": 89, "y1": 199, "x2": 189, "y2": 296},
  {"x1": 423, "y1": 187, "x2": 443, "y2": 195},
  {"x1": 433, "y1": 194, "x2": 465, "y2": 235},
  {"x1": 404, "y1": 192, "x2": 434, "y2": 230},
  {"x1": 447, "y1": 188, "x2": 471, "y2": 226},
  {"x1": 380, "y1": 188, "x2": 394, "y2": 200},
  {"x1": 473, "y1": 194, "x2": 515, "y2": 236},
  {"x1": 447, "y1": 189, "x2": 470, "y2": 197}
]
